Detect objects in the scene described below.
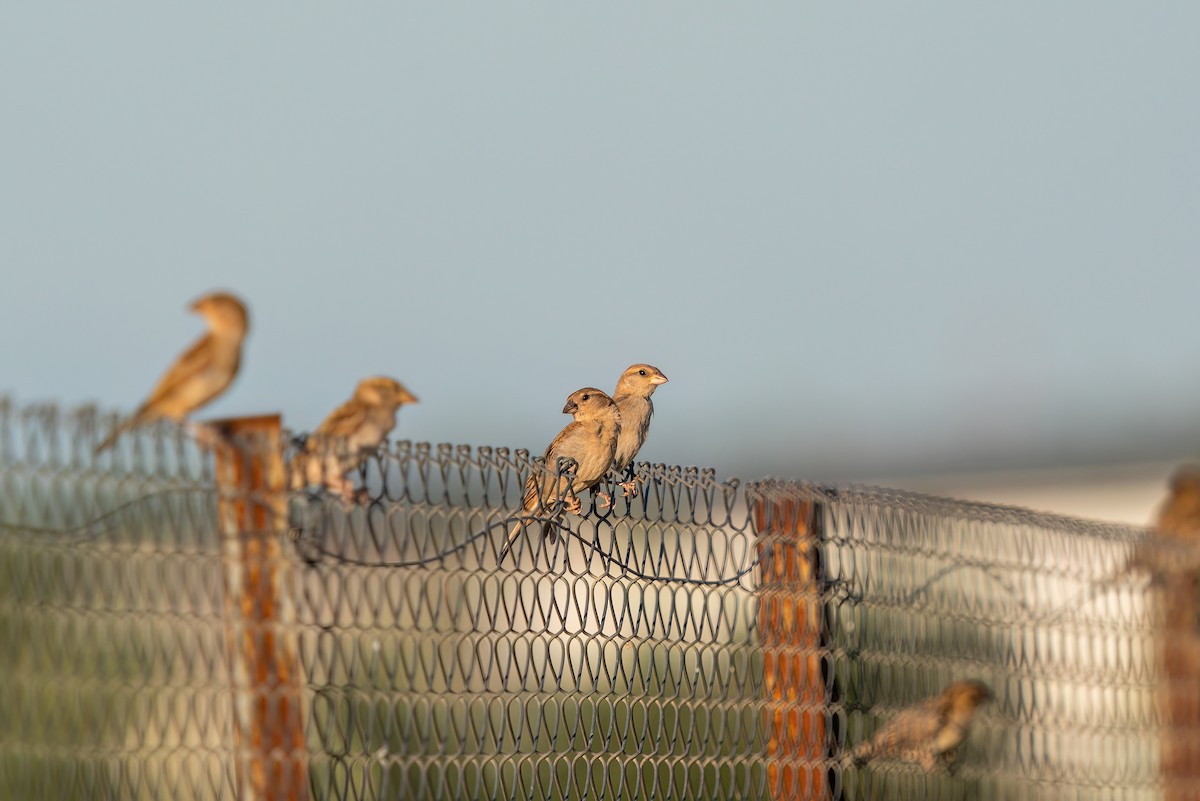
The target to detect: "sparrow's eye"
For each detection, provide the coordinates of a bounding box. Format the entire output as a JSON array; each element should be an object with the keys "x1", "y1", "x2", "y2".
[
  {"x1": 582, "y1": 394, "x2": 590, "y2": 401},
  {"x1": 638, "y1": 369, "x2": 647, "y2": 376}
]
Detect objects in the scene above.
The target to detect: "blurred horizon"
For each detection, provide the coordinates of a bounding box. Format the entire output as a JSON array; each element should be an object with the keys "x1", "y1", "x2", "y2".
[{"x1": 3, "y1": 3, "x2": 1198, "y2": 487}]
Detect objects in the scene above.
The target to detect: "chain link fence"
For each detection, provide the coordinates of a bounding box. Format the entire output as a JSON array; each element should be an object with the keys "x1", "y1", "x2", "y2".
[{"x1": 0, "y1": 398, "x2": 1178, "y2": 800}]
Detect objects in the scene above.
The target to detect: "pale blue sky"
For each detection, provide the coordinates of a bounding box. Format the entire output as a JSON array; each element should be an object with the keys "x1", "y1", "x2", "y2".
[{"x1": 3, "y1": 4, "x2": 1198, "y2": 479}]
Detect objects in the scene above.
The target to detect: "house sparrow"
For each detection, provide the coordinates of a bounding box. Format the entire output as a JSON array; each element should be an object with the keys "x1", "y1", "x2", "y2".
[
  {"x1": 291, "y1": 376, "x2": 418, "y2": 501},
  {"x1": 95, "y1": 291, "x2": 249, "y2": 453},
  {"x1": 497, "y1": 387, "x2": 621, "y2": 565},
  {"x1": 1040, "y1": 466, "x2": 1200, "y2": 626},
  {"x1": 1124, "y1": 464, "x2": 1200, "y2": 579},
  {"x1": 850, "y1": 680, "x2": 993, "y2": 772},
  {"x1": 607, "y1": 363, "x2": 668, "y2": 499}
]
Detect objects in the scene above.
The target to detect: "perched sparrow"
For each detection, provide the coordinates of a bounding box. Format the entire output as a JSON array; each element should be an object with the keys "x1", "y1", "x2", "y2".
[
  {"x1": 95, "y1": 292, "x2": 249, "y2": 454},
  {"x1": 607, "y1": 363, "x2": 668, "y2": 499},
  {"x1": 1125, "y1": 464, "x2": 1200, "y2": 579},
  {"x1": 292, "y1": 376, "x2": 418, "y2": 501},
  {"x1": 497, "y1": 388, "x2": 621, "y2": 565},
  {"x1": 1041, "y1": 466, "x2": 1200, "y2": 626},
  {"x1": 851, "y1": 680, "x2": 993, "y2": 772}
]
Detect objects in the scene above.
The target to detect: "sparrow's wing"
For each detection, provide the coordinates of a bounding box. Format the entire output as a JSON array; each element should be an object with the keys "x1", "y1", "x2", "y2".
[
  {"x1": 892, "y1": 700, "x2": 947, "y2": 745},
  {"x1": 854, "y1": 698, "x2": 944, "y2": 762},
  {"x1": 542, "y1": 422, "x2": 598, "y2": 496},
  {"x1": 96, "y1": 334, "x2": 219, "y2": 454},
  {"x1": 315, "y1": 400, "x2": 369, "y2": 439},
  {"x1": 613, "y1": 395, "x2": 653, "y2": 472},
  {"x1": 297, "y1": 400, "x2": 373, "y2": 486},
  {"x1": 522, "y1": 424, "x2": 579, "y2": 512},
  {"x1": 501, "y1": 429, "x2": 575, "y2": 565},
  {"x1": 498, "y1": 470, "x2": 549, "y2": 566},
  {"x1": 139, "y1": 334, "x2": 217, "y2": 414}
]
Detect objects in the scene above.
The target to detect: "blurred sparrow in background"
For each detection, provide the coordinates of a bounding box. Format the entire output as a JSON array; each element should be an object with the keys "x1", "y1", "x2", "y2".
[
  {"x1": 1124, "y1": 464, "x2": 1200, "y2": 580},
  {"x1": 291, "y1": 376, "x2": 418, "y2": 502},
  {"x1": 95, "y1": 291, "x2": 249, "y2": 453},
  {"x1": 850, "y1": 679, "x2": 993, "y2": 773}
]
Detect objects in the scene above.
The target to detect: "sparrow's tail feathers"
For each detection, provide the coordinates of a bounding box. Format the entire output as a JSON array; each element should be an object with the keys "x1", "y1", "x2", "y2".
[
  {"x1": 542, "y1": 518, "x2": 558, "y2": 544},
  {"x1": 94, "y1": 414, "x2": 142, "y2": 455},
  {"x1": 498, "y1": 519, "x2": 527, "y2": 566}
]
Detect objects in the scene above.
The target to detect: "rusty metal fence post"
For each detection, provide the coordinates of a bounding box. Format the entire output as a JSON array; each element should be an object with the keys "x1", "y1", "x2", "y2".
[
  {"x1": 756, "y1": 493, "x2": 828, "y2": 801},
  {"x1": 213, "y1": 415, "x2": 310, "y2": 801}
]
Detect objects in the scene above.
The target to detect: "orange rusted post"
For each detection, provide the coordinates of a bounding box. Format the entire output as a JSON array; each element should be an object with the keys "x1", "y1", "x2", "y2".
[
  {"x1": 756, "y1": 493, "x2": 826, "y2": 801},
  {"x1": 213, "y1": 415, "x2": 310, "y2": 801},
  {"x1": 1159, "y1": 573, "x2": 1200, "y2": 801}
]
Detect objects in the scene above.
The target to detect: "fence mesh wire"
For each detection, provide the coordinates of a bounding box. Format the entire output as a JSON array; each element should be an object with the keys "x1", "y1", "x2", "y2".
[{"x1": 0, "y1": 398, "x2": 1181, "y2": 800}]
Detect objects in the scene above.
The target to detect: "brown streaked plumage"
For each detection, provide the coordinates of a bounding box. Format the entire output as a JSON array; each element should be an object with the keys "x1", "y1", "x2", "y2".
[
  {"x1": 292, "y1": 376, "x2": 418, "y2": 501},
  {"x1": 1125, "y1": 465, "x2": 1200, "y2": 579},
  {"x1": 1043, "y1": 465, "x2": 1200, "y2": 626},
  {"x1": 851, "y1": 680, "x2": 992, "y2": 772},
  {"x1": 497, "y1": 388, "x2": 621, "y2": 565},
  {"x1": 95, "y1": 292, "x2": 249, "y2": 454},
  {"x1": 608, "y1": 364, "x2": 668, "y2": 498}
]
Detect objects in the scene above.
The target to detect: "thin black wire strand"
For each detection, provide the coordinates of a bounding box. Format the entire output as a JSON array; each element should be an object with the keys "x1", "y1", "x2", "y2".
[
  {"x1": 0, "y1": 466, "x2": 1144, "y2": 610},
  {"x1": 0, "y1": 476, "x2": 1137, "y2": 604},
  {"x1": 0, "y1": 487, "x2": 214, "y2": 541},
  {"x1": 0, "y1": 475, "x2": 763, "y2": 586},
  {"x1": 896, "y1": 561, "x2": 1040, "y2": 621},
  {"x1": 298, "y1": 504, "x2": 763, "y2": 587}
]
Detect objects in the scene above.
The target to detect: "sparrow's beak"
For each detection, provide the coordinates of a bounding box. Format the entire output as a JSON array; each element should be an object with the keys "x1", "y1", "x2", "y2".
[
  {"x1": 188, "y1": 298, "x2": 206, "y2": 313},
  {"x1": 562, "y1": 400, "x2": 579, "y2": 415},
  {"x1": 397, "y1": 389, "x2": 419, "y2": 404},
  {"x1": 650, "y1": 373, "x2": 669, "y2": 385}
]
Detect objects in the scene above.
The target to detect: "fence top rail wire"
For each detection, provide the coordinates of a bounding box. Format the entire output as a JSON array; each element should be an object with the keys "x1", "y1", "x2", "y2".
[
  {"x1": 0, "y1": 398, "x2": 1153, "y2": 606},
  {"x1": 1, "y1": 397, "x2": 1150, "y2": 532}
]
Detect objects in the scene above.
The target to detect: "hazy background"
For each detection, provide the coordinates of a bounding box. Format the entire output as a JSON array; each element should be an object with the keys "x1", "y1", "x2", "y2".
[{"x1": 3, "y1": 3, "x2": 1199, "y2": 483}]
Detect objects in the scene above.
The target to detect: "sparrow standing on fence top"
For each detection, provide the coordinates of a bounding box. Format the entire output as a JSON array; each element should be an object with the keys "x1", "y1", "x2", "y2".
[
  {"x1": 1040, "y1": 465, "x2": 1200, "y2": 625},
  {"x1": 605, "y1": 363, "x2": 668, "y2": 500},
  {"x1": 291, "y1": 376, "x2": 418, "y2": 502},
  {"x1": 1123, "y1": 464, "x2": 1200, "y2": 579},
  {"x1": 498, "y1": 387, "x2": 621, "y2": 565},
  {"x1": 850, "y1": 679, "x2": 993, "y2": 773},
  {"x1": 95, "y1": 291, "x2": 249, "y2": 454}
]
